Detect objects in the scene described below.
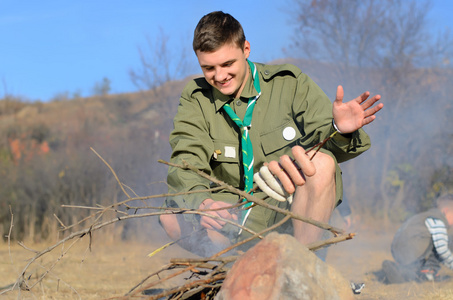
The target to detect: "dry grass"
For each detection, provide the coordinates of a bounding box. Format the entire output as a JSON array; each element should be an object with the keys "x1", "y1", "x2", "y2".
[
  {"x1": 326, "y1": 222, "x2": 453, "y2": 300},
  {"x1": 2, "y1": 223, "x2": 453, "y2": 299},
  {"x1": 0, "y1": 231, "x2": 193, "y2": 299}
]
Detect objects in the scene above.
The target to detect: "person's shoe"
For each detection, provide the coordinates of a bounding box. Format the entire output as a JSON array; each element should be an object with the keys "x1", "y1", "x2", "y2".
[
  {"x1": 382, "y1": 260, "x2": 406, "y2": 284},
  {"x1": 350, "y1": 282, "x2": 365, "y2": 294},
  {"x1": 419, "y1": 269, "x2": 435, "y2": 281}
]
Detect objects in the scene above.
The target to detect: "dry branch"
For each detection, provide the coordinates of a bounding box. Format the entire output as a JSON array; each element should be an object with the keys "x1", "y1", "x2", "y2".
[
  {"x1": 3, "y1": 149, "x2": 354, "y2": 299},
  {"x1": 162, "y1": 159, "x2": 345, "y2": 236}
]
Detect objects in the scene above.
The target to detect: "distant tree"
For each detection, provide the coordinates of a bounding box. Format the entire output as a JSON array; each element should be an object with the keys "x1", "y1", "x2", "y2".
[
  {"x1": 287, "y1": 0, "x2": 453, "y2": 224},
  {"x1": 51, "y1": 91, "x2": 71, "y2": 102},
  {"x1": 287, "y1": 0, "x2": 452, "y2": 90},
  {"x1": 0, "y1": 95, "x2": 26, "y2": 115},
  {"x1": 129, "y1": 28, "x2": 193, "y2": 93},
  {"x1": 72, "y1": 89, "x2": 82, "y2": 99},
  {"x1": 93, "y1": 77, "x2": 111, "y2": 96},
  {"x1": 129, "y1": 29, "x2": 195, "y2": 127}
]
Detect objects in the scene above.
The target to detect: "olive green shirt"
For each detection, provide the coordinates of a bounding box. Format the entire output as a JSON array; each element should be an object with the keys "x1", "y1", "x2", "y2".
[{"x1": 165, "y1": 62, "x2": 371, "y2": 234}]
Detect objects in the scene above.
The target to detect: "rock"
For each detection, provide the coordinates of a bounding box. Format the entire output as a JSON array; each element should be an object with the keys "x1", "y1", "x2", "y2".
[{"x1": 216, "y1": 232, "x2": 353, "y2": 300}]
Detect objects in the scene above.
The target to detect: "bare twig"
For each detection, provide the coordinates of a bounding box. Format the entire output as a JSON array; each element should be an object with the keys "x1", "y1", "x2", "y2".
[
  {"x1": 17, "y1": 242, "x2": 40, "y2": 254},
  {"x1": 161, "y1": 159, "x2": 344, "y2": 236},
  {"x1": 170, "y1": 256, "x2": 238, "y2": 265},
  {"x1": 307, "y1": 233, "x2": 356, "y2": 252},
  {"x1": 146, "y1": 273, "x2": 226, "y2": 300},
  {"x1": 123, "y1": 263, "x2": 173, "y2": 297},
  {"x1": 126, "y1": 263, "x2": 198, "y2": 297},
  {"x1": 28, "y1": 238, "x2": 81, "y2": 290},
  {"x1": 53, "y1": 213, "x2": 66, "y2": 229},
  {"x1": 7, "y1": 205, "x2": 14, "y2": 264},
  {"x1": 0, "y1": 206, "x2": 20, "y2": 294},
  {"x1": 91, "y1": 147, "x2": 131, "y2": 199},
  {"x1": 58, "y1": 187, "x2": 226, "y2": 231},
  {"x1": 306, "y1": 130, "x2": 338, "y2": 160},
  {"x1": 124, "y1": 216, "x2": 293, "y2": 299},
  {"x1": 4, "y1": 145, "x2": 353, "y2": 299},
  {"x1": 211, "y1": 215, "x2": 292, "y2": 259}
]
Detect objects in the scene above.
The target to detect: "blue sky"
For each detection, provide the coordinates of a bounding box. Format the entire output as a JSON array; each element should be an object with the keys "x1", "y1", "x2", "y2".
[{"x1": 1, "y1": 0, "x2": 452, "y2": 101}]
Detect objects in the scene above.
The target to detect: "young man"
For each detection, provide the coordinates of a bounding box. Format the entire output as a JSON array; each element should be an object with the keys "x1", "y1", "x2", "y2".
[
  {"x1": 159, "y1": 11, "x2": 383, "y2": 256},
  {"x1": 382, "y1": 194, "x2": 453, "y2": 283}
]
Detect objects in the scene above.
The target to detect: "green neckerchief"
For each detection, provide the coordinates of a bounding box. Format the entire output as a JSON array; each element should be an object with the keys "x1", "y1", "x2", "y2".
[{"x1": 222, "y1": 59, "x2": 261, "y2": 225}]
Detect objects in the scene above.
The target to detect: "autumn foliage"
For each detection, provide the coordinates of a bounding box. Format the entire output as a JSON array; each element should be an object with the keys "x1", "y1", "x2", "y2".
[{"x1": 0, "y1": 80, "x2": 186, "y2": 243}]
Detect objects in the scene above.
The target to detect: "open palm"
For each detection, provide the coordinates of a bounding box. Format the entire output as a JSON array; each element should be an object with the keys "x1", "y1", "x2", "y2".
[{"x1": 332, "y1": 85, "x2": 383, "y2": 134}]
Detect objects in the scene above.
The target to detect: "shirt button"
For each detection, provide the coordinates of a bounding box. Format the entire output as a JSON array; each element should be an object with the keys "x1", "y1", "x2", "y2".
[
  {"x1": 236, "y1": 100, "x2": 242, "y2": 106},
  {"x1": 264, "y1": 70, "x2": 270, "y2": 75}
]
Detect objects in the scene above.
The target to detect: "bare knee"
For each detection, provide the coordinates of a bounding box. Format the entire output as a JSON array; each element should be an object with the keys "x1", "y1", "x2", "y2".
[
  {"x1": 312, "y1": 151, "x2": 335, "y2": 172},
  {"x1": 294, "y1": 151, "x2": 336, "y2": 212},
  {"x1": 309, "y1": 151, "x2": 335, "y2": 186},
  {"x1": 159, "y1": 214, "x2": 181, "y2": 240}
]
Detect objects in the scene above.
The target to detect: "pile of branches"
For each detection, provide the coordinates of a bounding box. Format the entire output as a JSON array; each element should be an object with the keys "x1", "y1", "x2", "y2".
[{"x1": 1, "y1": 148, "x2": 354, "y2": 299}]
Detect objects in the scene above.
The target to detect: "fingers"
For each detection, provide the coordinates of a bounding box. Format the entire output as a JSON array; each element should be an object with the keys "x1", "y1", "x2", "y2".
[
  {"x1": 361, "y1": 93, "x2": 381, "y2": 109},
  {"x1": 334, "y1": 85, "x2": 383, "y2": 131},
  {"x1": 214, "y1": 202, "x2": 236, "y2": 219},
  {"x1": 336, "y1": 85, "x2": 382, "y2": 109},
  {"x1": 200, "y1": 201, "x2": 238, "y2": 230},
  {"x1": 364, "y1": 99, "x2": 384, "y2": 117},
  {"x1": 362, "y1": 95, "x2": 384, "y2": 125},
  {"x1": 356, "y1": 91, "x2": 371, "y2": 104},
  {"x1": 280, "y1": 155, "x2": 305, "y2": 186},
  {"x1": 268, "y1": 160, "x2": 297, "y2": 194},
  {"x1": 334, "y1": 85, "x2": 344, "y2": 105},
  {"x1": 292, "y1": 146, "x2": 316, "y2": 176},
  {"x1": 260, "y1": 146, "x2": 316, "y2": 198},
  {"x1": 200, "y1": 216, "x2": 222, "y2": 230}
]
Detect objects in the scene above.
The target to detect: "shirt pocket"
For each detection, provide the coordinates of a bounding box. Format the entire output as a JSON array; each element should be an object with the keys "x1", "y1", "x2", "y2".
[
  {"x1": 210, "y1": 139, "x2": 241, "y2": 187},
  {"x1": 260, "y1": 119, "x2": 302, "y2": 156}
]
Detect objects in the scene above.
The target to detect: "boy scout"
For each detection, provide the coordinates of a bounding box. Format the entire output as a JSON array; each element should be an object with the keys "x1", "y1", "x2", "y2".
[
  {"x1": 382, "y1": 194, "x2": 453, "y2": 283},
  {"x1": 159, "y1": 11, "x2": 383, "y2": 255}
]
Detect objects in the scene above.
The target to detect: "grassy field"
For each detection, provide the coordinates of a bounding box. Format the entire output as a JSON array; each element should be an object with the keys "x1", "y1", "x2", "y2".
[{"x1": 2, "y1": 225, "x2": 453, "y2": 299}]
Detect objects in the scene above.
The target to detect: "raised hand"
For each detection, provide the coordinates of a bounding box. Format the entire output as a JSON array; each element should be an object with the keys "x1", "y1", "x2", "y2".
[{"x1": 332, "y1": 85, "x2": 383, "y2": 134}]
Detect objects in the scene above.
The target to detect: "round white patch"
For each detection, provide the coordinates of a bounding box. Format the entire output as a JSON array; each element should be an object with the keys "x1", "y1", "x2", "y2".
[{"x1": 282, "y1": 126, "x2": 296, "y2": 141}]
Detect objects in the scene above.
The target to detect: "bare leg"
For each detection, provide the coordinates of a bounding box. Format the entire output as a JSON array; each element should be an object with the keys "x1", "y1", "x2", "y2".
[{"x1": 291, "y1": 151, "x2": 336, "y2": 245}]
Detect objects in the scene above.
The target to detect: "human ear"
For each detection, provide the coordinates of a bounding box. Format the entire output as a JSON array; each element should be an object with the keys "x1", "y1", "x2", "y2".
[{"x1": 243, "y1": 40, "x2": 251, "y2": 58}]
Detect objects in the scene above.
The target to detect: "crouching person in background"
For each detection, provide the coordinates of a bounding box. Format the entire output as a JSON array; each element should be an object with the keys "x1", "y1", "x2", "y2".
[{"x1": 382, "y1": 193, "x2": 453, "y2": 283}]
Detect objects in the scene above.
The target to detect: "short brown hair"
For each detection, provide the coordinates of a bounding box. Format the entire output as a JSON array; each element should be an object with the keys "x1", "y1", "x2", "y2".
[
  {"x1": 437, "y1": 193, "x2": 453, "y2": 210},
  {"x1": 193, "y1": 11, "x2": 246, "y2": 53}
]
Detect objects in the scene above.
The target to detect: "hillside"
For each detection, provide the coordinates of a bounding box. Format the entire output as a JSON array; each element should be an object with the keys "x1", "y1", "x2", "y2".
[
  {"x1": 1, "y1": 58, "x2": 453, "y2": 244},
  {"x1": 0, "y1": 77, "x2": 192, "y2": 242}
]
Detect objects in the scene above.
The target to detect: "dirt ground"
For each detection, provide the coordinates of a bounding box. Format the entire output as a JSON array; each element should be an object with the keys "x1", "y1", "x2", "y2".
[{"x1": 1, "y1": 223, "x2": 453, "y2": 299}]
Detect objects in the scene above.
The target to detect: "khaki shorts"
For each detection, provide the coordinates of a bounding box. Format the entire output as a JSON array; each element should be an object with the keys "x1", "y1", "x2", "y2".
[{"x1": 162, "y1": 148, "x2": 343, "y2": 248}]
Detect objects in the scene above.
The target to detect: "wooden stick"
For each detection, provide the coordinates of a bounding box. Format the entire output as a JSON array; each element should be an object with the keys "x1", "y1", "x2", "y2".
[
  {"x1": 306, "y1": 130, "x2": 338, "y2": 160},
  {"x1": 161, "y1": 159, "x2": 344, "y2": 235},
  {"x1": 307, "y1": 233, "x2": 356, "y2": 251}
]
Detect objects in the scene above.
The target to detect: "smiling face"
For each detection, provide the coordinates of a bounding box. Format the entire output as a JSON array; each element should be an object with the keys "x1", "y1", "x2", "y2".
[{"x1": 196, "y1": 41, "x2": 251, "y2": 98}]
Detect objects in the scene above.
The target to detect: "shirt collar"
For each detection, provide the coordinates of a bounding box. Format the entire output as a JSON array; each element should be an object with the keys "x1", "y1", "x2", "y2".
[{"x1": 212, "y1": 64, "x2": 260, "y2": 112}]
